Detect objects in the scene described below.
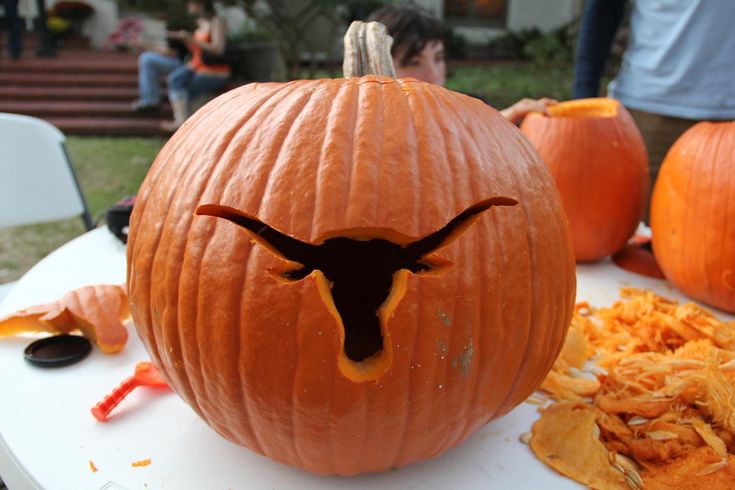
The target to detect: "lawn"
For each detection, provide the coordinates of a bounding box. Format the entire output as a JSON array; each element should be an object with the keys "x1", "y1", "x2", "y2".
[
  {"x1": 0, "y1": 137, "x2": 165, "y2": 283},
  {"x1": 446, "y1": 62, "x2": 574, "y2": 108},
  {"x1": 0, "y1": 62, "x2": 574, "y2": 284}
]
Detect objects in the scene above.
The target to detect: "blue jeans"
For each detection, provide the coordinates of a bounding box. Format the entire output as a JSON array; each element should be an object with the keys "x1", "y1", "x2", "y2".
[
  {"x1": 138, "y1": 50, "x2": 182, "y2": 106},
  {"x1": 167, "y1": 65, "x2": 229, "y2": 107}
]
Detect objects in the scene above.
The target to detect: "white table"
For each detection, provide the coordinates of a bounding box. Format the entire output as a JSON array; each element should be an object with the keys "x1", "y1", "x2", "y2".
[{"x1": 0, "y1": 228, "x2": 731, "y2": 490}]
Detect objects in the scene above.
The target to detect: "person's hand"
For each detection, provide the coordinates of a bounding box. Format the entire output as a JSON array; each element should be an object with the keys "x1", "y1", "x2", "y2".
[{"x1": 500, "y1": 98, "x2": 557, "y2": 125}]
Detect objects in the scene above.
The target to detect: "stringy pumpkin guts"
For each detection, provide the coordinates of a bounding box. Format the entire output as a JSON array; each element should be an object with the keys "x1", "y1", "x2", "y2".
[{"x1": 532, "y1": 288, "x2": 735, "y2": 488}]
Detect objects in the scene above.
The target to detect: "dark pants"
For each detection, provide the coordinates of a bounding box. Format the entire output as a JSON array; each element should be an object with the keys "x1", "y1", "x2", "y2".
[
  {"x1": 2, "y1": 0, "x2": 22, "y2": 59},
  {"x1": 627, "y1": 108, "x2": 698, "y2": 222}
]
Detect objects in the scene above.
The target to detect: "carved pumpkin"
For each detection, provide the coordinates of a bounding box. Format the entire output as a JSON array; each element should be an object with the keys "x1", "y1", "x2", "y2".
[
  {"x1": 651, "y1": 121, "x2": 735, "y2": 313},
  {"x1": 126, "y1": 24, "x2": 576, "y2": 475},
  {"x1": 521, "y1": 98, "x2": 649, "y2": 262}
]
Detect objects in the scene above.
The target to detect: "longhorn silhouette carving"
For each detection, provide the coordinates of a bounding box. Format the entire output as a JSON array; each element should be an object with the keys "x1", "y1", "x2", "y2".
[{"x1": 196, "y1": 197, "x2": 517, "y2": 362}]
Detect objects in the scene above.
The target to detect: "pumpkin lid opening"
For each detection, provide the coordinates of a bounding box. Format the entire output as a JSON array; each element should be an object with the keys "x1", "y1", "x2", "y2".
[
  {"x1": 546, "y1": 98, "x2": 619, "y2": 119},
  {"x1": 196, "y1": 197, "x2": 516, "y2": 379}
]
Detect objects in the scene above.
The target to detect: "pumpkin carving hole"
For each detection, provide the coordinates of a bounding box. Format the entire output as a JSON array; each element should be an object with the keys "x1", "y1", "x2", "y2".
[
  {"x1": 196, "y1": 197, "x2": 517, "y2": 363},
  {"x1": 547, "y1": 98, "x2": 619, "y2": 119}
]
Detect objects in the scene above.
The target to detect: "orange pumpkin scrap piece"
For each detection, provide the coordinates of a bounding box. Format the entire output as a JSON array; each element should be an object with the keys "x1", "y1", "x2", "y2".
[
  {"x1": 611, "y1": 240, "x2": 665, "y2": 279},
  {"x1": 555, "y1": 316, "x2": 590, "y2": 369},
  {"x1": 529, "y1": 401, "x2": 630, "y2": 489},
  {"x1": 89, "y1": 460, "x2": 98, "y2": 473},
  {"x1": 131, "y1": 458, "x2": 151, "y2": 468},
  {"x1": 0, "y1": 285, "x2": 130, "y2": 354},
  {"x1": 692, "y1": 419, "x2": 728, "y2": 459},
  {"x1": 678, "y1": 358, "x2": 735, "y2": 433},
  {"x1": 642, "y1": 447, "x2": 735, "y2": 489},
  {"x1": 540, "y1": 370, "x2": 600, "y2": 402},
  {"x1": 581, "y1": 288, "x2": 735, "y2": 368},
  {"x1": 540, "y1": 316, "x2": 600, "y2": 401}
]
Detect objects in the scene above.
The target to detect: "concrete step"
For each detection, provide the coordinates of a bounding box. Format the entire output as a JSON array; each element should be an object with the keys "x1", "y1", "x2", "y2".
[
  {"x1": 0, "y1": 86, "x2": 143, "y2": 101},
  {"x1": 0, "y1": 36, "x2": 174, "y2": 137},
  {"x1": 45, "y1": 117, "x2": 167, "y2": 136},
  {"x1": 0, "y1": 72, "x2": 138, "y2": 87},
  {"x1": 0, "y1": 56, "x2": 138, "y2": 74},
  {"x1": 0, "y1": 100, "x2": 171, "y2": 118},
  {"x1": 0, "y1": 35, "x2": 91, "y2": 51},
  {"x1": 1, "y1": 47, "x2": 137, "y2": 60}
]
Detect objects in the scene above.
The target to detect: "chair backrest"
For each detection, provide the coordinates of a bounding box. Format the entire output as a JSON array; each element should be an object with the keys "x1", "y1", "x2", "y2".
[{"x1": 0, "y1": 113, "x2": 93, "y2": 230}]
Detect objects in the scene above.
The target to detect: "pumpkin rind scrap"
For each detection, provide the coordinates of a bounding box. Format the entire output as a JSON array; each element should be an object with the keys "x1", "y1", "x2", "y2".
[
  {"x1": 651, "y1": 121, "x2": 735, "y2": 313},
  {"x1": 0, "y1": 284, "x2": 129, "y2": 353},
  {"x1": 127, "y1": 77, "x2": 576, "y2": 475},
  {"x1": 521, "y1": 98, "x2": 649, "y2": 262}
]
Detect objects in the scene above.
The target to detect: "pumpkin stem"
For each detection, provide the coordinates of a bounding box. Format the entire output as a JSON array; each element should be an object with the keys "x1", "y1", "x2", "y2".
[{"x1": 343, "y1": 21, "x2": 397, "y2": 79}]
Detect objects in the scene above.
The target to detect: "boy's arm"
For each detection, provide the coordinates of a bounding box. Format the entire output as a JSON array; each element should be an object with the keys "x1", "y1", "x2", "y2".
[{"x1": 572, "y1": 0, "x2": 626, "y2": 99}]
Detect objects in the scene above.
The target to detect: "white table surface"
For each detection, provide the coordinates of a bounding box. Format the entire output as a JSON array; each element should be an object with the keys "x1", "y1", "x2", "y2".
[{"x1": 0, "y1": 228, "x2": 732, "y2": 490}]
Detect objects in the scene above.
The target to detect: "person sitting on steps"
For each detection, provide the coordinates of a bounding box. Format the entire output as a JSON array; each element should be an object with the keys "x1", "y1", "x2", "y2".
[
  {"x1": 130, "y1": 25, "x2": 188, "y2": 113},
  {"x1": 159, "y1": 0, "x2": 230, "y2": 133}
]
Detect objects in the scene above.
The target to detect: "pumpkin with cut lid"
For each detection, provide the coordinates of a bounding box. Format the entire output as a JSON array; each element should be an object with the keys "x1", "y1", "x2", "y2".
[
  {"x1": 521, "y1": 98, "x2": 649, "y2": 262},
  {"x1": 126, "y1": 22, "x2": 576, "y2": 475}
]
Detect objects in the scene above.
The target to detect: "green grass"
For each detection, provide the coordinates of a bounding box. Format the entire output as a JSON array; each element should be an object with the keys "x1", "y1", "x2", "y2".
[
  {"x1": 445, "y1": 62, "x2": 574, "y2": 109},
  {"x1": 0, "y1": 62, "x2": 575, "y2": 284},
  {"x1": 65, "y1": 137, "x2": 165, "y2": 214},
  {"x1": 304, "y1": 61, "x2": 575, "y2": 110},
  {"x1": 0, "y1": 137, "x2": 165, "y2": 283}
]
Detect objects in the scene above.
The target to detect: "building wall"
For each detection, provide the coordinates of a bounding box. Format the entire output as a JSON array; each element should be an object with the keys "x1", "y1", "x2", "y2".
[
  {"x1": 417, "y1": 0, "x2": 443, "y2": 17},
  {"x1": 506, "y1": 0, "x2": 582, "y2": 31},
  {"x1": 416, "y1": 0, "x2": 582, "y2": 46},
  {"x1": 18, "y1": 0, "x2": 119, "y2": 48},
  {"x1": 76, "y1": 0, "x2": 119, "y2": 48}
]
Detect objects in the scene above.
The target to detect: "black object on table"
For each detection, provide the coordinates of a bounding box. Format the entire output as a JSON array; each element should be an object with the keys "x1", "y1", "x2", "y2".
[{"x1": 24, "y1": 335, "x2": 91, "y2": 367}]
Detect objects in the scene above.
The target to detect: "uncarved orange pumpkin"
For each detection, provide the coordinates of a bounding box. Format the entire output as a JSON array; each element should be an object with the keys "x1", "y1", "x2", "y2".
[
  {"x1": 126, "y1": 76, "x2": 576, "y2": 475},
  {"x1": 651, "y1": 121, "x2": 735, "y2": 313},
  {"x1": 521, "y1": 98, "x2": 649, "y2": 262}
]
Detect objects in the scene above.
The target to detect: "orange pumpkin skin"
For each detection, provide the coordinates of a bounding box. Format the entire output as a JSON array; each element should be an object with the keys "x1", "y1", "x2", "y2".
[
  {"x1": 520, "y1": 98, "x2": 649, "y2": 262},
  {"x1": 127, "y1": 77, "x2": 576, "y2": 475},
  {"x1": 651, "y1": 121, "x2": 735, "y2": 313}
]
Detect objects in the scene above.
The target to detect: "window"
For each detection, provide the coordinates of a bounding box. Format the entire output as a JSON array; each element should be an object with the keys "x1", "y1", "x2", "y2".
[{"x1": 444, "y1": 0, "x2": 507, "y2": 27}]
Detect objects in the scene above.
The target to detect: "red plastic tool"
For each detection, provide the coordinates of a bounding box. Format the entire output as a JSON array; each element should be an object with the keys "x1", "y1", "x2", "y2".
[{"x1": 91, "y1": 361, "x2": 169, "y2": 422}]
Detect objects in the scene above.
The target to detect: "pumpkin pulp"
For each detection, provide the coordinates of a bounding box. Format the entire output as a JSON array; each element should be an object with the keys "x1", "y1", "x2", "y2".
[
  {"x1": 196, "y1": 197, "x2": 516, "y2": 377},
  {"x1": 546, "y1": 98, "x2": 619, "y2": 119}
]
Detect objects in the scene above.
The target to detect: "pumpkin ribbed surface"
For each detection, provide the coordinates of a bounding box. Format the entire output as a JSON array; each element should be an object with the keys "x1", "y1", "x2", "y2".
[
  {"x1": 127, "y1": 76, "x2": 576, "y2": 475},
  {"x1": 521, "y1": 98, "x2": 649, "y2": 261},
  {"x1": 651, "y1": 121, "x2": 735, "y2": 313}
]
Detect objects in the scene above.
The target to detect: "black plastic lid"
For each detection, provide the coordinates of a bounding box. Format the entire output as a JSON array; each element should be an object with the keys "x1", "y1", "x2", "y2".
[{"x1": 24, "y1": 335, "x2": 92, "y2": 368}]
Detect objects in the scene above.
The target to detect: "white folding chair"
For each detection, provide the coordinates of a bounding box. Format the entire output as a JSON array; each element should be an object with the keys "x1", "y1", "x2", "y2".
[{"x1": 0, "y1": 113, "x2": 93, "y2": 303}]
